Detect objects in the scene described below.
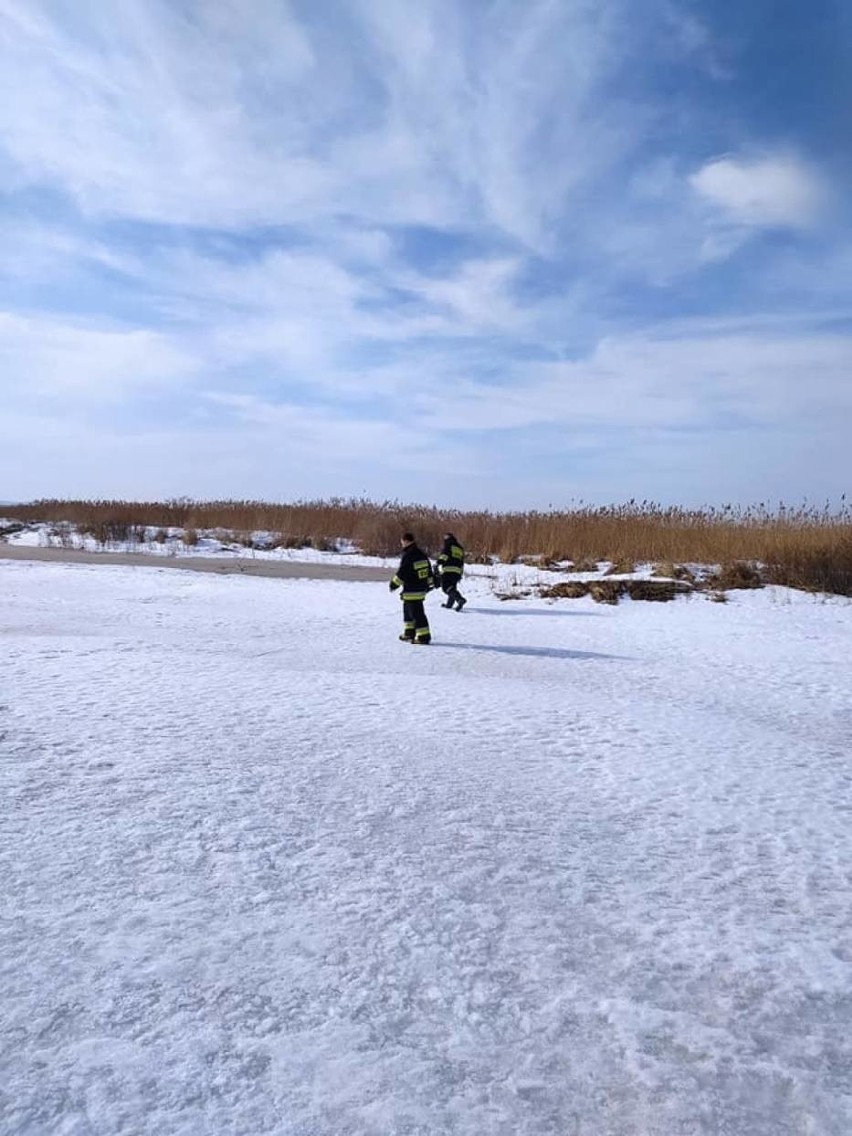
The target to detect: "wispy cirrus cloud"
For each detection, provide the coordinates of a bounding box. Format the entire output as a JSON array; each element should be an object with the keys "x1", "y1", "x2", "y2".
[
  {"x1": 0, "y1": 0, "x2": 326, "y2": 226},
  {"x1": 0, "y1": 0, "x2": 849, "y2": 507},
  {"x1": 0, "y1": 0, "x2": 704, "y2": 239}
]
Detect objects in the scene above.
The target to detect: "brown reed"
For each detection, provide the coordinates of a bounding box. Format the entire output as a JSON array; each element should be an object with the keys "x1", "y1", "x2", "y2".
[{"x1": 4, "y1": 496, "x2": 852, "y2": 594}]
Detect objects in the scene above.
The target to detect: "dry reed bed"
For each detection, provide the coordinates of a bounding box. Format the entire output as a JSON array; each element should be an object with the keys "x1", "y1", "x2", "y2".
[{"x1": 4, "y1": 497, "x2": 852, "y2": 595}]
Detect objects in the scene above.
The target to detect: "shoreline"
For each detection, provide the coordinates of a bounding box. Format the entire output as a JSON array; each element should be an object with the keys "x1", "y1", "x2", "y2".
[{"x1": 0, "y1": 543, "x2": 390, "y2": 582}]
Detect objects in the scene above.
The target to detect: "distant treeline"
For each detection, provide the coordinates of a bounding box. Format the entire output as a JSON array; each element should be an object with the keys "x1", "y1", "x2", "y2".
[{"x1": 5, "y1": 496, "x2": 852, "y2": 595}]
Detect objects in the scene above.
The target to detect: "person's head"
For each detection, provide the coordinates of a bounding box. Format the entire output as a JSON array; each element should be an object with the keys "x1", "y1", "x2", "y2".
[
  {"x1": 401, "y1": 531, "x2": 415, "y2": 547},
  {"x1": 444, "y1": 532, "x2": 455, "y2": 541}
]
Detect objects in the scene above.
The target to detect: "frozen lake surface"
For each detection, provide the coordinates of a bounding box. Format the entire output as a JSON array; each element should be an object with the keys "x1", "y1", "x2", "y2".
[{"x1": 2, "y1": 560, "x2": 851, "y2": 1134}]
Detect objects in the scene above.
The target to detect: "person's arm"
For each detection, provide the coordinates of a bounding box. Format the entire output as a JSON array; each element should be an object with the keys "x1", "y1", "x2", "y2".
[{"x1": 390, "y1": 550, "x2": 406, "y2": 591}]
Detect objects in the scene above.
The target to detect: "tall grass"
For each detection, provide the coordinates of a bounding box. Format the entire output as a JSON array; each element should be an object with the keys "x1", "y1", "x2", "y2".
[{"x1": 5, "y1": 496, "x2": 852, "y2": 594}]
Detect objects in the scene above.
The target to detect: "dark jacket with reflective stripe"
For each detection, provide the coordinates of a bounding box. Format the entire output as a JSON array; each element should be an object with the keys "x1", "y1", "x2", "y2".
[
  {"x1": 437, "y1": 535, "x2": 465, "y2": 577},
  {"x1": 391, "y1": 543, "x2": 434, "y2": 600}
]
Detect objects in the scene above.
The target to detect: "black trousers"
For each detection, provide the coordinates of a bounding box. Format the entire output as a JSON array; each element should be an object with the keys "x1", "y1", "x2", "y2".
[
  {"x1": 402, "y1": 598, "x2": 430, "y2": 641},
  {"x1": 440, "y1": 573, "x2": 464, "y2": 606}
]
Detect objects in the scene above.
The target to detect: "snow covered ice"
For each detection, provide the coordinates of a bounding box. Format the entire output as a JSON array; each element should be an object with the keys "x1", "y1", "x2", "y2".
[{"x1": 2, "y1": 559, "x2": 852, "y2": 1134}]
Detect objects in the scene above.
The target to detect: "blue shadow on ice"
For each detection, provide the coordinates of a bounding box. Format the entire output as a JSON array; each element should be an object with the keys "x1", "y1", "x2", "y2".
[
  {"x1": 462, "y1": 606, "x2": 602, "y2": 617},
  {"x1": 436, "y1": 642, "x2": 624, "y2": 662}
]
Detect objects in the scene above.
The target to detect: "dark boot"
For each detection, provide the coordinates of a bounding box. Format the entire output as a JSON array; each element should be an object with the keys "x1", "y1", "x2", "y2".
[{"x1": 455, "y1": 595, "x2": 467, "y2": 611}]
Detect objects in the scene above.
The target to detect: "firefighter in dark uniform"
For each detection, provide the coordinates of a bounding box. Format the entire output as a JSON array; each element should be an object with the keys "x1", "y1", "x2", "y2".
[
  {"x1": 436, "y1": 532, "x2": 467, "y2": 611},
  {"x1": 389, "y1": 532, "x2": 434, "y2": 643}
]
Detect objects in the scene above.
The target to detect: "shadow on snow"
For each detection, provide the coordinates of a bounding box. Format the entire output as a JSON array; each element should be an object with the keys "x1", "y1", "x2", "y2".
[
  {"x1": 435, "y1": 642, "x2": 624, "y2": 662},
  {"x1": 459, "y1": 606, "x2": 602, "y2": 618}
]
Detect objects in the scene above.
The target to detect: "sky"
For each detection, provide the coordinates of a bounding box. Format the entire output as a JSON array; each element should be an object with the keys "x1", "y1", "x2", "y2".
[{"x1": 1, "y1": 0, "x2": 850, "y2": 510}]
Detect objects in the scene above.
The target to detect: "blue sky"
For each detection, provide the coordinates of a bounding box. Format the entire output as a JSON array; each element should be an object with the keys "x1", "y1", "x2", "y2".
[{"x1": 1, "y1": 0, "x2": 849, "y2": 509}]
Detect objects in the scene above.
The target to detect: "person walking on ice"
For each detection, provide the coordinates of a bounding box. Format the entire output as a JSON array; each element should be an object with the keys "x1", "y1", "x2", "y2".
[
  {"x1": 389, "y1": 532, "x2": 434, "y2": 644},
  {"x1": 436, "y1": 531, "x2": 467, "y2": 611}
]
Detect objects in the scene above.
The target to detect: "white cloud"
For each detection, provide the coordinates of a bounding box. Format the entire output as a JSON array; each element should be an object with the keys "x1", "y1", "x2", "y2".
[
  {"x1": 690, "y1": 153, "x2": 826, "y2": 229},
  {"x1": 0, "y1": 403, "x2": 488, "y2": 503},
  {"x1": 410, "y1": 329, "x2": 852, "y2": 433},
  {"x1": 0, "y1": 312, "x2": 196, "y2": 398},
  {"x1": 0, "y1": 0, "x2": 332, "y2": 226},
  {"x1": 203, "y1": 390, "x2": 455, "y2": 474},
  {"x1": 0, "y1": 0, "x2": 676, "y2": 244},
  {"x1": 107, "y1": 241, "x2": 532, "y2": 385},
  {"x1": 0, "y1": 2, "x2": 848, "y2": 509},
  {"x1": 398, "y1": 258, "x2": 524, "y2": 332},
  {"x1": 2, "y1": 317, "x2": 850, "y2": 508}
]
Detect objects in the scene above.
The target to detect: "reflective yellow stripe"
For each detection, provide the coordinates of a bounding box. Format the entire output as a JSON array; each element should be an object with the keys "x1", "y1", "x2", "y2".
[
  {"x1": 402, "y1": 592, "x2": 428, "y2": 601},
  {"x1": 439, "y1": 566, "x2": 462, "y2": 575},
  {"x1": 391, "y1": 575, "x2": 402, "y2": 587}
]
